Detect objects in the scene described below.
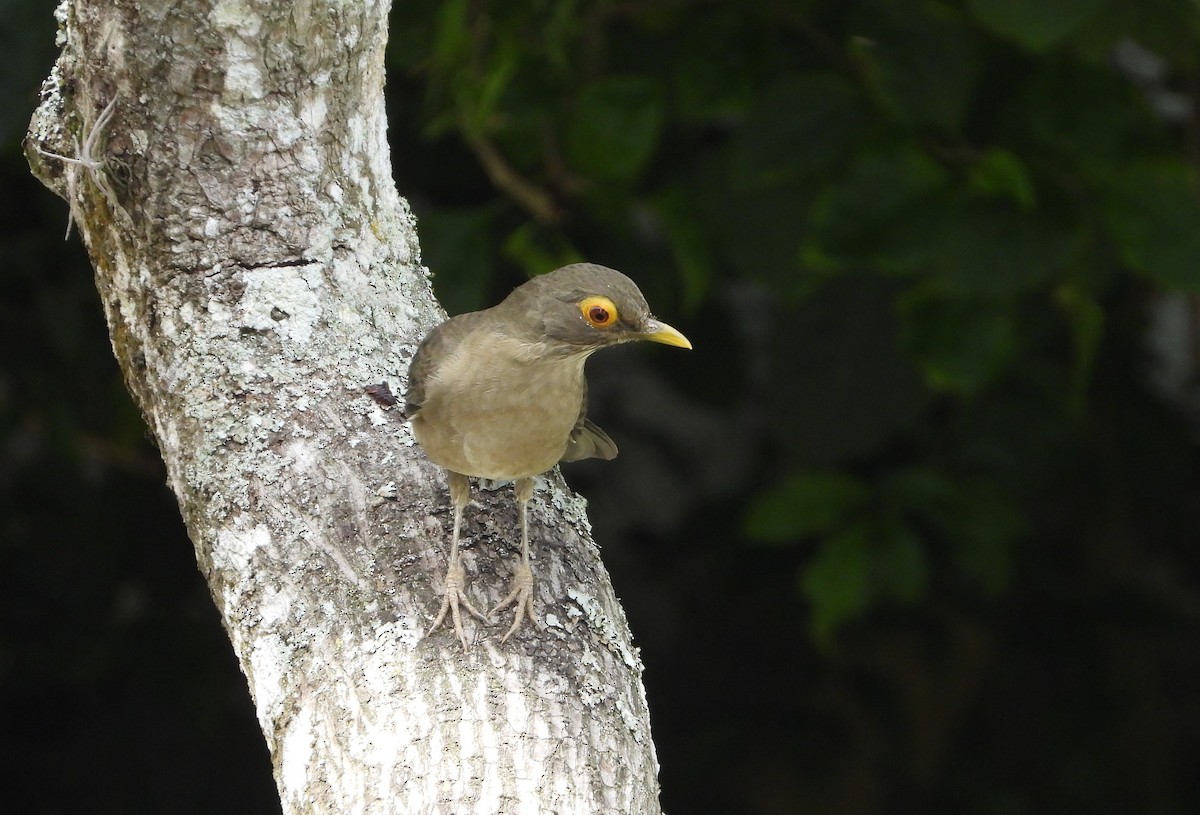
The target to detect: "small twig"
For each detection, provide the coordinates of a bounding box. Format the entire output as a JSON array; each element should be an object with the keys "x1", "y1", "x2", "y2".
[
  {"x1": 464, "y1": 130, "x2": 562, "y2": 224},
  {"x1": 34, "y1": 95, "x2": 120, "y2": 239}
]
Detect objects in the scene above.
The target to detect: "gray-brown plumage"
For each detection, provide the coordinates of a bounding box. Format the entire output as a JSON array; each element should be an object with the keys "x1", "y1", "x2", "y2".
[{"x1": 406, "y1": 263, "x2": 691, "y2": 648}]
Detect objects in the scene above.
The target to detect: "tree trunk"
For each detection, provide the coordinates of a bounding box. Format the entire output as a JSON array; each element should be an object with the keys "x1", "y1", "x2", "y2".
[{"x1": 25, "y1": 2, "x2": 662, "y2": 813}]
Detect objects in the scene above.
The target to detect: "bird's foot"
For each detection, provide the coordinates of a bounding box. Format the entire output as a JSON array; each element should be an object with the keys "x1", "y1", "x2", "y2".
[
  {"x1": 491, "y1": 561, "x2": 537, "y2": 644},
  {"x1": 427, "y1": 559, "x2": 489, "y2": 651}
]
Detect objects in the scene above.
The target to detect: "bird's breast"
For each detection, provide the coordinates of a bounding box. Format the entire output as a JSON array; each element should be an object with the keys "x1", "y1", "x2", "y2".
[{"x1": 412, "y1": 338, "x2": 588, "y2": 480}]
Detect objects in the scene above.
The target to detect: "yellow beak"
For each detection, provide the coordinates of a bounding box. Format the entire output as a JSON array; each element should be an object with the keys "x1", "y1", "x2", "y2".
[{"x1": 641, "y1": 319, "x2": 693, "y2": 350}]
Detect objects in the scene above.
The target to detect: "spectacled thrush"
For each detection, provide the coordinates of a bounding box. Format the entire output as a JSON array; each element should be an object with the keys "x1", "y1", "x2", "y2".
[{"x1": 405, "y1": 263, "x2": 691, "y2": 648}]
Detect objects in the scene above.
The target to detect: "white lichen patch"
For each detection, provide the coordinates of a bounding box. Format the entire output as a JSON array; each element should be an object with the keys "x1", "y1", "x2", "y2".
[
  {"x1": 213, "y1": 19, "x2": 266, "y2": 101},
  {"x1": 237, "y1": 264, "x2": 321, "y2": 344},
  {"x1": 210, "y1": 0, "x2": 262, "y2": 33},
  {"x1": 503, "y1": 678, "x2": 531, "y2": 734},
  {"x1": 214, "y1": 523, "x2": 272, "y2": 573},
  {"x1": 284, "y1": 438, "x2": 318, "y2": 474},
  {"x1": 299, "y1": 93, "x2": 328, "y2": 134},
  {"x1": 360, "y1": 622, "x2": 413, "y2": 694},
  {"x1": 257, "y1": 583, "x2": 292, "y2": 629},
  {"x1": 279, "y1": 700, "x2": 316, "y2": 796},
  {"x1": 368, "y1": 405, "x2": 390, "y2": 427},
  {"x1": 550, "y1": 487, "x2": 594, "y2": 539},
  {"x1": 567, "y1": 587, "x2": 641, "y2": 672},
  {"x1": 273, "y1": 111, "x2": 305, "y2": 149},
  {"x1": 97, "y1": 13, "x2": 127, "y2": 74},
  {"x1": 52, "y1": 0, "x2": 68, "y2": 41},
  {"x1": 247, "y1": 631, "x2": 292, "y2": 727}
]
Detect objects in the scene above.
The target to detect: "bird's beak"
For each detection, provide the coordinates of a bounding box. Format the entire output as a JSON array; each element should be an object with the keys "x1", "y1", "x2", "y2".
[{"x1": 641, "y1": 319, "x2": 693, "y2": 350}]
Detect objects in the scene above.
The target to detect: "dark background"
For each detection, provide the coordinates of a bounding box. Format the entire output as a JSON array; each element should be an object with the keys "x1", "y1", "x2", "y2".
[{"x1": 4, "y1": 1, "x2": 1200, "y2": 813}]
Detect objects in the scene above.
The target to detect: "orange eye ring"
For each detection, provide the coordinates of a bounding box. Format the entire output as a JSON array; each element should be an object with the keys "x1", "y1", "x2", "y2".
[{"x1": 579, "y1": 296, "x2": 619, "y2": 328}]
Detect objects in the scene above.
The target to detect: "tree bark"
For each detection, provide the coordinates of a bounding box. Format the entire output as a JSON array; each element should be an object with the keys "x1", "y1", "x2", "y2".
[{"x1": 26, "y1": 2, "x2": 662, "y2": 813}]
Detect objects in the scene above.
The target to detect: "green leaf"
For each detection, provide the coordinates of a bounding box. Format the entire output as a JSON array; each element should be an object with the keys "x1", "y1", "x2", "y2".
[
  {"x1": 899, "y1": 290, "x2": 1019, "y2": 395},
  {"x1": 501, "y1": 223, "x2": 583, "y2": 278},
  {"x1": 946, "y1": 485, "x2": 1022, "y2": 595},
  {"x1": 800, "y1": 524, "x2": 873, "y2": 641},
  {"x1": 732, "y1": 73, "x2": 867, "y2": 190},
  {"x1": 469, "y1": 44, "x2": 518, "y2": 136},
  {"x1": 854, "y1": 3, "x2": 979, "y2": 130},
  {"x1": 807, "y1": 147, "x2": 948, "y2": 271},
  {"x1": 1022, "y1": 63, "x2": 1140, "y2": 166},
  {"x1": 650, "y1": 185, "x2": 715, "y2": 312},
  {"x1": 885, "y1": 468, "x2": 1021, "y2": 595},
  {"x1": 430, "y1": 0, "x2": 471, "y2": 69},
  {"x1": 968, "y1": 0, "x2": 1107, "y2": 51},
  {"x1": 744, "y1": 471, "x2": 870, "y2": 544},
  {"x1": 1055, "y1": 285, "x2": 1105, "y2": 410},
  {"x1": 535, "y1": 0, "x2": 586, "y2": 74},
  {"x1": 884, "y1": 466, "x2": 960, "y2": 512},
  {"x1": 1102, "y1": 159, "x2": 1200, "y2": 291},
  {"x1": 968, "y1": 149, "x2": 1037, "y2": 209},
  {"x1": 874, "y1": 519, "x2": 929, "y2": 604},
  {"x1": 688, "y1": 145, "x2": 815, "y2": 287},
  {"x1": 931, "y1": 201, "x2": 1076, "y2": 296},
  {"x1": 566, "y1": 76, "x2": 666, "y2": 182},
  {"x1": 670, "y1": 10, "x2": 762, "y2": 122}
]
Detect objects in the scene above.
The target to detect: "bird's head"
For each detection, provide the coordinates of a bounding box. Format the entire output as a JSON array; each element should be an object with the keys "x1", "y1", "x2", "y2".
[{"x1": 500, "y1": 263, "x2": 692, "y2": 355}]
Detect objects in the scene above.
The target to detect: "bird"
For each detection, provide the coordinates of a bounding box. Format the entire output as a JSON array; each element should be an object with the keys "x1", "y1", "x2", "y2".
[{"x1": 405, "y1": 262, "x2": 692, "y2": 648}]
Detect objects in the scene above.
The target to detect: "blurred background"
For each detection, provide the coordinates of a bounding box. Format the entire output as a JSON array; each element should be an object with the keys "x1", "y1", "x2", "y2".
[{"x1": 4, "y1": 0, "x2": 1200, "y2": 812}]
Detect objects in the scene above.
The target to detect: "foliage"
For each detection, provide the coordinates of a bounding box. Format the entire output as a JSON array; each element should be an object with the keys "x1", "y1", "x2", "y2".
[
  {"x1": 388, "y1": 0, "x2": 1200, "y2": 812},
  {"x1": 391, "y1": 0, "x2": 1198, "y2": 610}
]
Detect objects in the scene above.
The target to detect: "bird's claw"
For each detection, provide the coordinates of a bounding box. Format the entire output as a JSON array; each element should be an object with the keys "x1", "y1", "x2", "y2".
[
  {"x1": 491, "y1": 561, "x2": 537, "y2": 643},
  {"x1": 427, "y1": 559, "x2": 489, "y2": 650}
]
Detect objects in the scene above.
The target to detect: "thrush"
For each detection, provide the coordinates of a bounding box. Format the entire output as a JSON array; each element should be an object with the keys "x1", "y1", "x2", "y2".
[{"x1": 405, "y1": 262, "x2": 692, "y2": 648}]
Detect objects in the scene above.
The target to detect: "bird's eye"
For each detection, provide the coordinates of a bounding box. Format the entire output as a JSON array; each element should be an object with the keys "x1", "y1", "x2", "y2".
[{"x1": 579, "y1": 296, "x2": 618, "y2": 328}]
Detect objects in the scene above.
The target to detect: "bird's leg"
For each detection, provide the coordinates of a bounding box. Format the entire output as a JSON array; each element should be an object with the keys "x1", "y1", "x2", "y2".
[
  {"x1": 427, "y1": 471, "x2": 488, "y2": 650},
  {"x1": 492, "y1": 476, "x2": 538, "y2": 643}
]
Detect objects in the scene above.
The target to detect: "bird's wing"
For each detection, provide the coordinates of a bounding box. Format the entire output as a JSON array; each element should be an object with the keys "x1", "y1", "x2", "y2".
[
  {"x1": 404, "y1": 318, "x2": 458, "y2": 419},
  {"x1": 562, "y1": 417, "x2": 619, "y2": 462},
  {"x1": 560, "y1": 383, "x2": 618, "y2": 462},
  {"x1": 406, "y1": 311, "x2": 498, "y2": 419}
]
